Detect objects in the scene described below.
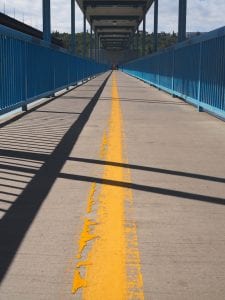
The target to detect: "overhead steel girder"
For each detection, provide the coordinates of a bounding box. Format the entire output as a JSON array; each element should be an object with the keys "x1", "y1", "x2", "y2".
[
  {"x1": 97, "y1": 32, "x2": 131, "y2": 36},
  {"x1": 100, "y1": 36, "x2": 130, "y2": 40},
  {"x1": 83, "y1": 1, "x2": 146, "y2": 8},
  {"x1": 95, "y1": 25, "x2": 134, "y2": 30},
  {"x1": 105, "y1": 47, "x2": 124, "y2": 49},
  {"x1": 103, "y1": 45, "x2": 126, "y2": 47},
  {"x1": 103, "y1": 42, "x2": 125, "y2": 45},
  {"x1": 103, "y1": 41, "x2": 125, "y2": 44},
  {"x1": 91, "y1": 15, "x2": 140, "y2": 21},
  {"x1": 100, "y1": 37, "x2": 129, "y2": 40}
]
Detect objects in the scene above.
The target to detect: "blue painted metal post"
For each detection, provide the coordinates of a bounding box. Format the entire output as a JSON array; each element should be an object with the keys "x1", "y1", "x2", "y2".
[
  {"x1": 90, "y1": 19, "x2": 93, "y2": 59},
  {"x1": 42, "y1": 0, "x2": 51, "y2": 42},
  {"x1": 136, "y1": 28, "x2": 139, "y2": 57},
  {"x1": 83, "y1": 7, "x2": 86, "y2": 57},
  {"x1": 71, "y1": 0, "x2": 75, "y2": 54},
  {"x1": 95, "y1": 32, "x2": 97, "y2": 61},
  {"x1": 132, "y1": 29, "x2": 135, "y2": 51},
  {"x1": 98, "y1": 36, "x2": 101, "y2": 63},
  {"x1": 171, "y1": 48, "x2": 175, "y2": 96},
  {"x1": 197, "y1": 42, "x2": 203, "y2": 111},
  {"x1": 154, "y1": 0, "x2": 158, "y2": 52},
  {"x1": 142, "y1": 8, "x2": 146, "y2": 56},
  {"x1": 178, "y1": 0, "x2": 187, "y2": 42}
]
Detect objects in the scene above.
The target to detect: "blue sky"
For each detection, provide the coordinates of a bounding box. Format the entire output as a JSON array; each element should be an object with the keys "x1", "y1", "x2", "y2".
[{"x1": 0, "y1": 0, "x2": 224, "y2": 33}]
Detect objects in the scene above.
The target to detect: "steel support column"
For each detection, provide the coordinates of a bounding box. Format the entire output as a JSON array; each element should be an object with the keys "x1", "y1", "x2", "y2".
[
  {"x1": 142, "y1": 9, "x2": 146, "y2": 56},
  {"x1": 178, "y1": 0, "x2": 187, "y2": 42},
  {"x1": 154, "y1": 0, "x2": 158, "y2": 52},
  {"x1": 71, "y1": 0, "x2": 75, "y2": 53},
  {"x1": 83, "y1": 8, "x2": 86, "y2": 57},
  {"x1": 42, "y1": 0, "x2": 51, "y2": 42}
]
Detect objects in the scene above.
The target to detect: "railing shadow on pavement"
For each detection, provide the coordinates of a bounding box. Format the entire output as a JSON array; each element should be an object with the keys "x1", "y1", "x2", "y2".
[{"x1": 0, "y1": 72, "x2": 111, "y2": 283}]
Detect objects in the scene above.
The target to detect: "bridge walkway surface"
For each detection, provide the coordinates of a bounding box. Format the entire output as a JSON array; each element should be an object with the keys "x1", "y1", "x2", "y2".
[{"x1": 0, "y1": 71, "x2": 225, "y2": 299}]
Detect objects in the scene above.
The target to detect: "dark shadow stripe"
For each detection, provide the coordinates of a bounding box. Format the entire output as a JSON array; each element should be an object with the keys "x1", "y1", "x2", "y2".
[
  {"x1": 59, "y1": 172, "x2": 225, "y2": 206},
  {"x1": 68, "y1": 157, "x2": 225, "y2": 184},
  {"x1": 0, "y1": 72, "x2": 111, "y2": 282}
]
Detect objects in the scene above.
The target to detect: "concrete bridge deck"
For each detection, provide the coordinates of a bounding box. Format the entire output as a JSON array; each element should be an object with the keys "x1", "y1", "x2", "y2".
[{"x1": 0, "y1": 71, "x2": 225, "y2": 299}]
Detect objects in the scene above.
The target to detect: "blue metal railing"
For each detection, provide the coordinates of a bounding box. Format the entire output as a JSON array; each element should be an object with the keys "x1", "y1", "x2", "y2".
[
  {"x1": 0, "y1": 25, "x2": 108, "y2": 115},
  {"x1": 122, "y1": 26, "x2": 225, "y2": 120}
]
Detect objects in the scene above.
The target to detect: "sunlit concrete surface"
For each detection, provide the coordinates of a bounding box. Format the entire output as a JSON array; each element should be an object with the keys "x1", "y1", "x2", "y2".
[{"x1": 0, "y1": 71, "x2": 225, "y2": 300}]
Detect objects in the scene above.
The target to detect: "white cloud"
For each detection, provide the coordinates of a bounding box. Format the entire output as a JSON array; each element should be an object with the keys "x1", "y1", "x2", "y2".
[
  {"x1": 0, "y1": 0, "x2": 224, "y2": 33},
  {"x1": 0, "y1": 0, "x2": 42, "y2": 28},
  {"x1": 187, "y1": 0, "x2": 225, "y2": 32},
  {"x1": 146, "y1": 0, "x2": 225, "y2": 33}
]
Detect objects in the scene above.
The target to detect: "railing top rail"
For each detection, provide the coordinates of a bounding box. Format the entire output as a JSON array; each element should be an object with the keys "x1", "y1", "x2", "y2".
[
  {"x1": 0, "y1": 24, "x2": 98, "y2": 63},
  {"x1": 124, "y1": 26, "x2": 225, "y2": 65}
]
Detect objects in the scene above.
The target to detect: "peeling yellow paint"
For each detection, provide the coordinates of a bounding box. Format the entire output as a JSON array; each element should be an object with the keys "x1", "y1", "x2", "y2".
[
  {"x1": 86, "y1": 182, "x2": 96, "y2": 213},
  {"x1": 71, "y1": 270, "x2": 86, "y2": 294},
  {"x1": 71, "y1": 72, "x2": 144, "y2": 299},
  {"x1": 76, "y1": 260, "x2": 92, "y2": 268},
  {"x1": 77, "y1": 218, "x2": 97, "y2": 259},
  {"x1": 100, "y1": 130, "x2": 108, "y2": 159}
]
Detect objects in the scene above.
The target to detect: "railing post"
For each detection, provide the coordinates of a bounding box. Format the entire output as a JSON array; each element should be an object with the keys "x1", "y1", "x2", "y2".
[
  {"x1": 197, "y1": 42, "x2": 203, "y2": 111},
  {"x1": 67, "y1": 55, "x2": 70, "y2": 88},
  {"x1": 24, "y1": 43, "x2": 28, "y2": 111},
  {"x1": 136, "y1": 28, "x2": 139, "y2": 58},
  {"x1": 95, "y1": 32, "x2": 98, "y2": 61},
  {"x1": 98, "y1": 36, "x2": 100, "y2": 63},
  {"x1": 90, "y1": 18, "x2": 93, "y2": 59},
  {"x1": 53, "y1": 52, "x2": 56, "y2": 91},
  {"x1": 42, "y1": 0, "x2": 51, "y2": 43},
  {"x1": 171, "y1": 48, "x2": 175, "y2": 95}
]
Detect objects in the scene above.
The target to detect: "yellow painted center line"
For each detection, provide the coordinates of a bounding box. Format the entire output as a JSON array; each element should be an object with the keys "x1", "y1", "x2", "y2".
[{"x1": 72, "y1": 72, "x2": 144, "y2": 299}]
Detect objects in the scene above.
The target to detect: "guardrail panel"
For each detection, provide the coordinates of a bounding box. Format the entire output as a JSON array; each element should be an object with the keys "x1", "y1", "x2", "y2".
[
  {"x1": 200, "y1": 35, "x2": 225, "y2": 111},
  {"x1": 0, "y1": 25, "x2": 108, "y2": 115},
  {"x1": 122, "y1": 26, "x2": 225, "y2": 120}
]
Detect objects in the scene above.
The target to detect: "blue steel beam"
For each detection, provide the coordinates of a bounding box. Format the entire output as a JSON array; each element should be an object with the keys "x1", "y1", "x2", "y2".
[
  {"x1": 91, "y1": 15, "x2": 140, "y2": 21},
  {"x1": 71, "y1": 0, "x2": 75, "y2": 54},
  {"x1": 154, "y1": 0, "x2": 158, "y2": 52},
  {"x1": 98, "y1": 32, "x2": 131, "y2": 36},
  {"x1": 42, "y1": 0, "x2": 51, "y2": 42},
  {"x1": 178, "y1": 0, "x2": 187, "y2": 42},
  {"x1": 95, "y1": 26, "x2": 134, "y2": 31},
  {"x1": 83, "y1": 1, "x2": 146, "y2": 7}
]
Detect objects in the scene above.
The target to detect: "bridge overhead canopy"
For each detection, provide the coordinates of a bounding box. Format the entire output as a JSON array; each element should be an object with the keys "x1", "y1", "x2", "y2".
[{"x1": 76, "y1": 0, "x2": 154, "y2": 50}]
